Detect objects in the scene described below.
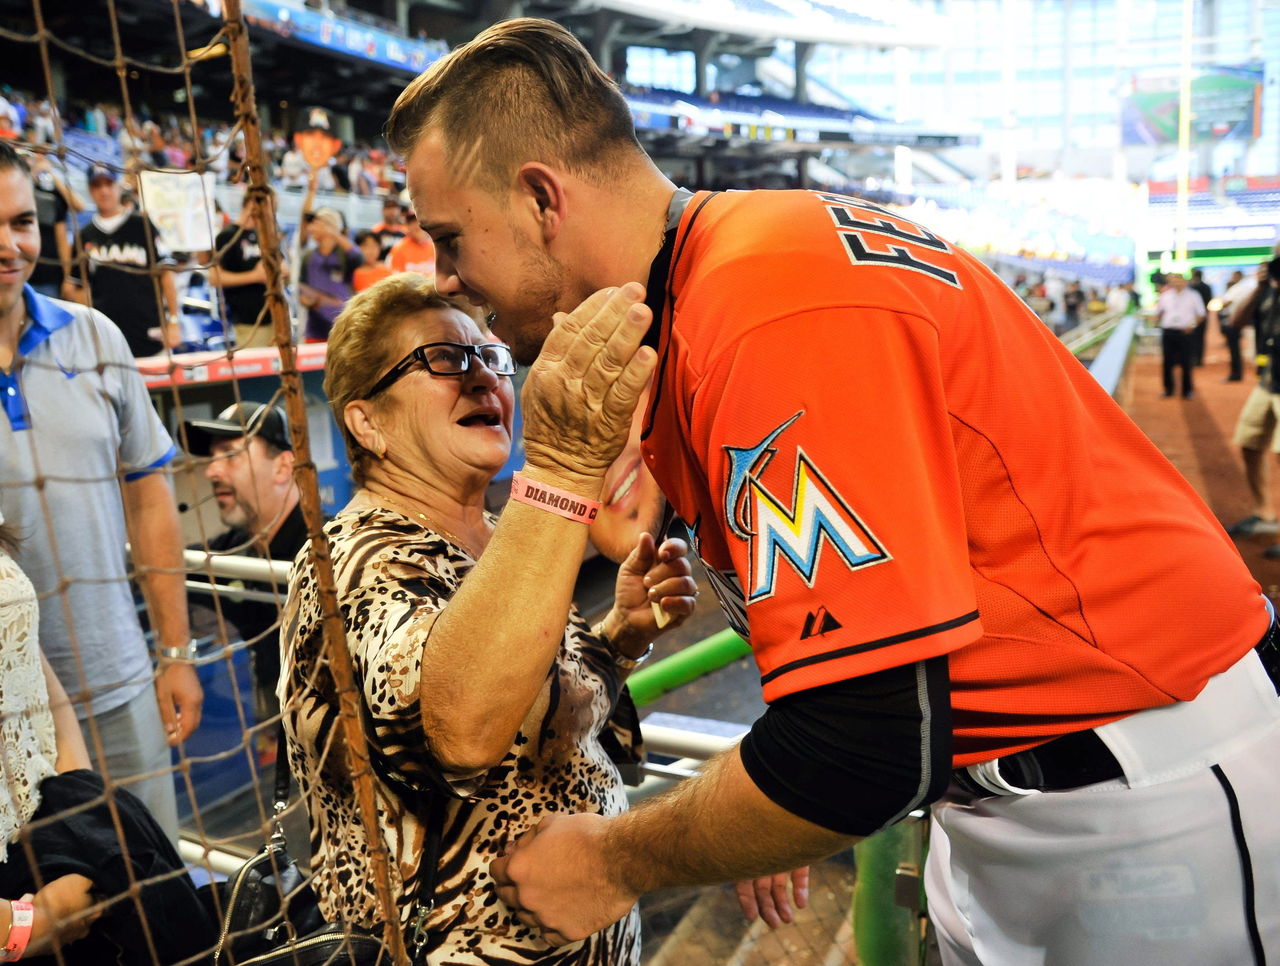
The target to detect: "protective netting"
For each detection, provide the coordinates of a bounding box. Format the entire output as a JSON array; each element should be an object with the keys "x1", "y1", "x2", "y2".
[{"x1": 0, "y1": 0, "x2": 402, "y2": 961}]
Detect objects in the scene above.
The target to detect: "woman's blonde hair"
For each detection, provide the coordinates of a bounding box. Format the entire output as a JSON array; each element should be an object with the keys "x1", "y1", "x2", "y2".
[{"x1": 323, "y1": 273, "x2": 479, "y2": 484}]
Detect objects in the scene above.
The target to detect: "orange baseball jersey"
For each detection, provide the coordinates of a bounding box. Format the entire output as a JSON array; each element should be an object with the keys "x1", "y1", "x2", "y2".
[{"x1": 639, "y1": 189, "x2": 1267, "y2": 765}]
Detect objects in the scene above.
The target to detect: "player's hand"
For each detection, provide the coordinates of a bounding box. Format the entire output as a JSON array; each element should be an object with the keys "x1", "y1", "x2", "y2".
[
  {"x1": 735, "y1": 867, "x2": 810, "y2": 929},
  {"x1": 490, "y1": 812, "x2": 637, "y2": 946},
  {"x1": 604, "y1": 533, "x2": 696, "y2": 655},
  {"x1": 520, "y1": 283, "x2": 657, "y2": 493},
  {"x1": 155, "y1": 661, "x2": 203, "y2": 745}
]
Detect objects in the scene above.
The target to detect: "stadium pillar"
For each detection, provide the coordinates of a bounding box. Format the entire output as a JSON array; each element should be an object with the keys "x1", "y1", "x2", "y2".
[
  {"x1": 590, "y1": 11, "x2": 624, "y2": 74},
  {"x1": 693, "y1": 30, "x2": 721, "y2": 98},
  {"x1": 794, "y1": 42, "x2": 813, "y2": 104},
  {"x1": 482, "y1": 0, "x2": 524, "y2": 25}
]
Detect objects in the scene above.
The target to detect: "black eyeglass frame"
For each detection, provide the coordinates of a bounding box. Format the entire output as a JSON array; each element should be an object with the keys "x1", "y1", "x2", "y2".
[{"x1": 365, "y1": 342, "x2": 516, "y2": 398}]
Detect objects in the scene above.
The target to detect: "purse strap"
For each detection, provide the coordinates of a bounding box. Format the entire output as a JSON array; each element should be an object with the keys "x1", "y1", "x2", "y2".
[{"x1": 273, "y1": 724, "x2": 444, "y2": 961}]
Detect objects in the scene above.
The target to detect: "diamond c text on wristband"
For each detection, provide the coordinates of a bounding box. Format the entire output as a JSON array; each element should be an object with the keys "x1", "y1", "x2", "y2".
[{"x1": 510, "y1": 474, "x2": 602, "y2": 524}]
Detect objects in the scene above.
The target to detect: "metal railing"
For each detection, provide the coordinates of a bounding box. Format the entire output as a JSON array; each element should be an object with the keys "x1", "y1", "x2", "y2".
[{"x1": 1061, "y1": 309, "x2": 1144, "y2": 399}]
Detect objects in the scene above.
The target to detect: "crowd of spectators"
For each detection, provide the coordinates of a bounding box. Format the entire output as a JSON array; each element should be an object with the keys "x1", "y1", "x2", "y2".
[{"x1": 3, "y1": 84, "x2": 406, "y2": 198}]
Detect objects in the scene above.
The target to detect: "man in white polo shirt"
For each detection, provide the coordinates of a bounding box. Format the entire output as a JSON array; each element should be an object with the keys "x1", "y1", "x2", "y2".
[
  {"x1": 0, "y1": 143, "x2": 202, "y2": 844},
  {"x1": 1155, "y1": 271, "x2": 1206, "y2": 399}
]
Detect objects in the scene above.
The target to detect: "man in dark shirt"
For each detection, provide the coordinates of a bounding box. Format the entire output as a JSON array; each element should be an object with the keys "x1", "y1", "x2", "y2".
[
  {"x1": 184, "y1": 403, "x2": 304, "y2": 752},
  {"x1": 65, "y1": 164, "x2": 180, "y2": 355},
  {"x1": 1189, "y1": 267, "x2": 1214, "y2": 367}
]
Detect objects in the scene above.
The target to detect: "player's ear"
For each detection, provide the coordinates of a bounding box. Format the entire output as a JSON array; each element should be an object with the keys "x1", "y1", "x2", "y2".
[{"x1": 514, "y1": 162, "x2": 566, "y2": 245}]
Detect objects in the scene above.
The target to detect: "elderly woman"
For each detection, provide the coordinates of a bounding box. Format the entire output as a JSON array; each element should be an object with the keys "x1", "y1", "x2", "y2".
[{"x1": 281, "y1": 273, "x2": 696, "y2": 964}]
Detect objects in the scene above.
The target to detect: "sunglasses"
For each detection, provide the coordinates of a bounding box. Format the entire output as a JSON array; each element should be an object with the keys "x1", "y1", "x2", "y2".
[{"x1": 366, "y1": 342, "x2": 516, "y2": 398}]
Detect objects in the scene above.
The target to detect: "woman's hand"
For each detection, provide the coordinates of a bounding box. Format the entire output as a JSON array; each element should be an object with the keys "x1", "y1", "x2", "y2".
[
  {"x1": 601, "y1": 533, "x2": 697, "y2": 658},
  {"x1": 520, "y1": 284, "x2": 657, "y2": 492},
  {"x1": 24, "y1": 873, "x2": 100, "y2": 955},
  {"x1": 734, "y1": 867, "x2": 810, "y2": 929}
]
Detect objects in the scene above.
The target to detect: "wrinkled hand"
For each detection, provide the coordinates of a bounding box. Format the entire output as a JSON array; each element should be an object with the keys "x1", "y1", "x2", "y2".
[
  {"x1": 26, "y1": 874, "x2": 99, "y2": 954},
  {"x1": 520, "y1": 284, "x2": 657, "y2": 490},
  {"x1": 490, "y1": 812, "x2": 636, "y2": 947},
  {"x1": 606, "y1": 534, "x2": 696, "y2": 654},
  {"x1": 735, "y1": 867, "x2": 810, "y2": 929},
  {"x1": 155, "y1": 661, "x2": 203, "y2": 745}
]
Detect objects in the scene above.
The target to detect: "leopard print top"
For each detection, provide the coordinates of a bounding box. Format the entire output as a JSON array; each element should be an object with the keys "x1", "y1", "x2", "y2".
[{"x1": 280, "y1": 503, "x2": 642, "y2": 964}]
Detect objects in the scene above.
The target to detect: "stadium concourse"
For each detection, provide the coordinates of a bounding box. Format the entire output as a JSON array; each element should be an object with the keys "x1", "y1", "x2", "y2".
[{"x1": 1124, "y1": 333, "x2": 1280, "y2": 596}]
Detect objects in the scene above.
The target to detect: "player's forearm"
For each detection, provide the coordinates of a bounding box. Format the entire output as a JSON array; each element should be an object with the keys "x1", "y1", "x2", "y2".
[
  {"x1": 605, "y1": 746, "x2": 857, "y2": 896},
  {"x1": 122, "y1": 473, "x2": 191, "y2": 650}
]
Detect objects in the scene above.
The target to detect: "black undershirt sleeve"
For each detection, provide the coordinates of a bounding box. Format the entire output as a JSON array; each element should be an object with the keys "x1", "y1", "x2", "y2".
[{"x1": 738, "y1": 655, "x2": 952, "y2": 837}]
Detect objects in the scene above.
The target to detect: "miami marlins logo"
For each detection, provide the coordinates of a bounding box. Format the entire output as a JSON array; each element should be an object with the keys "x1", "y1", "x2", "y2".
[{"x1": 724, "y1": 412, "x2": 889, "y2": 603}]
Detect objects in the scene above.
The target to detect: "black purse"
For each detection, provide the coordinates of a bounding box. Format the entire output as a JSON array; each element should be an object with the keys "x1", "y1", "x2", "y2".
[{"x1": 204, "y1": 729, "x2": 394, "y2": 965}]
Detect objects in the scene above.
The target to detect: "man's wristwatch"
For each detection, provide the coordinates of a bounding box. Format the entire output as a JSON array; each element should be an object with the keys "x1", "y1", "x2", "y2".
[{"x1": 159, "y1": 641, "x2": 199, "y2": 662}]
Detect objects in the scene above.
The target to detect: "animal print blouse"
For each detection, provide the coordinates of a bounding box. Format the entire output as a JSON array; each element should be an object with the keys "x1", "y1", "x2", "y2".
[{"x1": 279, "y1": 503, "x2": 643, "y2": 965}]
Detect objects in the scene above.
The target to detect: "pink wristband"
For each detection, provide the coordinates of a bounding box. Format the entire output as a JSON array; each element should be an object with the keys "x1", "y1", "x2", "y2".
[
  {"x1": 510, "y1": 474, "x2": 601, "y2": 524},
  {"x1": 4, "y1": 900, "x2": 34, "y2": 962}
]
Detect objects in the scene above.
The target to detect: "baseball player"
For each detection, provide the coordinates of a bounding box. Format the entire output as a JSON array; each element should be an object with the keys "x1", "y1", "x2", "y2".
[{"x1": 386, "y1": 20, "x2": 1280, "y2": 965}]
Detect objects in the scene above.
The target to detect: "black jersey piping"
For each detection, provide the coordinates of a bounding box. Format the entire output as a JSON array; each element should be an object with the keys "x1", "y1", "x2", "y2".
[{"x1": 758, "y1": 610, "x2": 979, "y2": 687}]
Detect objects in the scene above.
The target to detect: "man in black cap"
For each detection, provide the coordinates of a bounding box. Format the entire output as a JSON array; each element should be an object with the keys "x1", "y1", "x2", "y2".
[
  {"x1": 184, "y1": 402, "x2": 305, "y2": 756},
  {"x1": 63, "y1": 163, "x2": 182, "y2": 356}
]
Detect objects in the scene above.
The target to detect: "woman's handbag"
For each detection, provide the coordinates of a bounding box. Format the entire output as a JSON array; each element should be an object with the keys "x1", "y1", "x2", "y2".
[{"x1": 204, "y1": 729, "x2": 392, "y2": 966}]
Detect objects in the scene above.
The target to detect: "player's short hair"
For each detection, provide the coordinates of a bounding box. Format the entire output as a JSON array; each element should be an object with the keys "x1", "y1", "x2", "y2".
[
  {"x1": 385, "y1": 18, "x2": 642, "y2": 196},
  {"x1": 0, "y1": 142, "x2": 32, "y2": 180},
  {"x1": 324, "y1": 272, "x2": 482, "y2": 484}
]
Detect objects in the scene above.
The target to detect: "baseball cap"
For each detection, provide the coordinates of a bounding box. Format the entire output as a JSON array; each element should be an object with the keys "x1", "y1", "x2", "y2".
[
  {"x1": 87, "y1": 163, "x2": 117, "y2": 184},
  {"x1": 311, "y1": 206, "x2": 344, "y2": 233},
  {"x1": 184, "y1": 402, "x2": 292, "y2": 457}
]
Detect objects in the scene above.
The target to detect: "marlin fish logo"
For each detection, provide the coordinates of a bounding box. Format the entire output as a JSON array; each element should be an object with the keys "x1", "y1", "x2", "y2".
[{"x1": 724, "y1": 412, "x2": 889, "y2": 602}]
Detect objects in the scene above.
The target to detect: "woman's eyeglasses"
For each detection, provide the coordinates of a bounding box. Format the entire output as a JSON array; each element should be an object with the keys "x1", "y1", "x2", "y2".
[{"x1": 366, "y1": 342, "x2": 516, "y2": 398}]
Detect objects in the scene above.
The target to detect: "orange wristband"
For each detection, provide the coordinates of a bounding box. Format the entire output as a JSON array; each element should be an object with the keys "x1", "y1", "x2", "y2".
[{"x1": 510, "y1": 474, "x2": 601, "y2": 524}]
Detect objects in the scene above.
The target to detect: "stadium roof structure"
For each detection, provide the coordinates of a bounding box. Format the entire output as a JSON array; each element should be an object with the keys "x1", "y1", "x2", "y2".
[
  {"x1": 526, "y1": 0, "x2": 947, "y2": 49},
  {"x1": 627, "y1": 87, "x2": 979, "y2": 156}
]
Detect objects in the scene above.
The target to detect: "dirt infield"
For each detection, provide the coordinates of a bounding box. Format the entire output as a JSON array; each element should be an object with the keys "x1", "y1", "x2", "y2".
[{"x1": 1121, "y1": 329, "x2": 1280, "y2": 601}]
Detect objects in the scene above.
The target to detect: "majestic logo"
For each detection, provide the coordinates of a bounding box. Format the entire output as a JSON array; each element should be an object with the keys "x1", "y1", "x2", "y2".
[
  {"x1": 725, "y1": 412, "x2": 889, "y2": 603},
  {"x1": 800, "y1": 607, "x2": 842, "y2": 640}
]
